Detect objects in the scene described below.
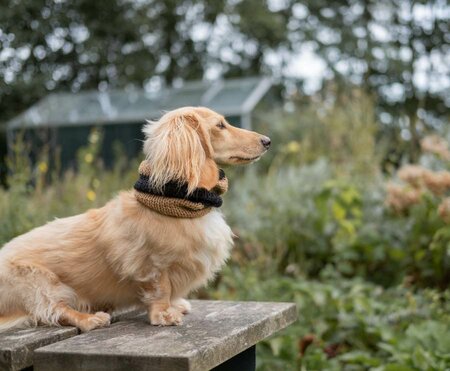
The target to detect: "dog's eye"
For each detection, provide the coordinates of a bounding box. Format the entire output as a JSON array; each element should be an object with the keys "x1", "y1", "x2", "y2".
[{"x1": 216, "y1": 122, "x2": 226, "y2": 129}]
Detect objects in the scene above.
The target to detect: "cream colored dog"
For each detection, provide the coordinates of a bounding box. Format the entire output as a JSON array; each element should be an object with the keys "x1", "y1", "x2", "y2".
[{"x1": 0, "y1": 107, "x2": 270, "y2": 332}]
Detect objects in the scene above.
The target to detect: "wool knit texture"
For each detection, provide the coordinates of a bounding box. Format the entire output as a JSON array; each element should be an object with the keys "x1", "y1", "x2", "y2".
[{"x1": 134, "y1": 160, "x2": 228, "y2": 218}]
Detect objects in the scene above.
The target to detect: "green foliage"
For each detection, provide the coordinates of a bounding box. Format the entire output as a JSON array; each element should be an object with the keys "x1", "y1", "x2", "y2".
[
  {"x1": 224, "y1": 160, "x2": 365, "y2": 277},
  {"x1": 212, "y1": 269, "x2": 450, "y2": 371},
  {"x1": 254, "y1": 89, "x2": 381, "y2": 176},
  {"x1": 352, "y1": 192, "x2": 450, "y2": 289},
  {"x1": 224, "y1": 151, "x2": 450, "y2": 290}
]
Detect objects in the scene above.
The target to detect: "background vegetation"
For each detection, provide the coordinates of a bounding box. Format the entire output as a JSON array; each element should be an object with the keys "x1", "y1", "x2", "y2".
[{"x1": 1, "y1": 1, "x2": 450, "y2": 370}]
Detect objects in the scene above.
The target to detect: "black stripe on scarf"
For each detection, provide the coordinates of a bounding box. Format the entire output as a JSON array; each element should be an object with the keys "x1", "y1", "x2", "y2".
[{"x1": 134, "y1": 175, "x2": 223, "y2": 208}]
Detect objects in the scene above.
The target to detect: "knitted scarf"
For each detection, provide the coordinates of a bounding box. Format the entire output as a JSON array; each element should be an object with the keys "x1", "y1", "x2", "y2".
[{"x1": 134, "y1": 161, "x2": 228, "y2": 218}]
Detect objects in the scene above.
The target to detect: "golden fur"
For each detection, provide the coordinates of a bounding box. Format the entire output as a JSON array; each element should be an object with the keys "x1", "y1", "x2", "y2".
[{"x1": 0, "y1": 106, "x2": 270, "y2": 332}]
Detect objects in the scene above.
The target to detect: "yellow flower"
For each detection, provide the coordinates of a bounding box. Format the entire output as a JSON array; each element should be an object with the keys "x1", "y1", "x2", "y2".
[
  {"x1": 38, "y1": 162, "x2": 48, "y2": 173},
  {"x1": 286, "y1": 141, "x2": 301, "y2": 154},
  {"x1": 84, "y1": 153, "x2": 94, "y2": 164},
  {"x1": 86, "y1": 190, "x2": 96, "y2": 201}
]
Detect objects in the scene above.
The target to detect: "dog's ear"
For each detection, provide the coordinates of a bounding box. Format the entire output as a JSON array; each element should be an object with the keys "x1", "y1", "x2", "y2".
[
  {"x1": 184, "y1": 114, "x2": 214, "y2": 158},
  {"x1": 142, "y1": 111, "x2": 207, "y2": 194}
]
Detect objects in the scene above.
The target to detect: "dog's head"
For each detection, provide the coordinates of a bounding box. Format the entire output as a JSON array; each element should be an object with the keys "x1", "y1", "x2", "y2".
[{"x1": 143, "y1": 106, "x2": 270, "y2": 193}]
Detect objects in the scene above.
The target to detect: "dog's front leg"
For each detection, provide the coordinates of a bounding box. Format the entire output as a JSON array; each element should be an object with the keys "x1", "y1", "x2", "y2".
[{"x1": 141, "y1": 270, "x2": 183, "y2": 326}]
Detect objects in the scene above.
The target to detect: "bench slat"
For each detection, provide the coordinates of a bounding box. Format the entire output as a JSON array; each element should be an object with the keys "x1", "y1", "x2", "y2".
[
  {"x1": 0, "y1": 307, "x2": 142, "y2": 371},
  {"x1": 0, "y1": 326, "x2": 77, "y2": 371},
  {"x1": 34, "y1": 300, "x2": 297, "y2": 371}
]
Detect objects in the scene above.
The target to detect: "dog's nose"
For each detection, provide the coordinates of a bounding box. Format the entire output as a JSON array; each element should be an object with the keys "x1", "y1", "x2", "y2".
[{"x1": 261, "y1": 136, "x2": 271, "y2": 149}]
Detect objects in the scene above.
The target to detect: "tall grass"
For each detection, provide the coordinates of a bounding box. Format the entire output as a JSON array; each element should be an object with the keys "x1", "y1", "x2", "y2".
[{"x1": 254, "y1": 89, "x2": 382, "y2": 177}]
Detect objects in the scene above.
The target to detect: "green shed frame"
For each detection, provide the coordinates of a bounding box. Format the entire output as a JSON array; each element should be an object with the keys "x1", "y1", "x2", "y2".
[{"x1": 7, "y1": 77, "x2": 272, "y2": 169}]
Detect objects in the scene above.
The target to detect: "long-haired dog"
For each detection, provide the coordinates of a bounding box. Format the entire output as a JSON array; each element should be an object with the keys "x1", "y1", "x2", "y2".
[{"x1": 0, "y1": 107, "x2": 270, "y2": 332}]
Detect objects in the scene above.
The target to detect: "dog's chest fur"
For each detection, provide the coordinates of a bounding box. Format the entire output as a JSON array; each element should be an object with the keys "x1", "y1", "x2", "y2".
[
  {"x1": 113, "y1": 195, "x2": 234, "y2": 300},
  {"x1": 194, "y1": 210, "x2": 233, "y2": 276},
  {"x1": 162, "y1": 210, "x2": 234, "y2": 296}
]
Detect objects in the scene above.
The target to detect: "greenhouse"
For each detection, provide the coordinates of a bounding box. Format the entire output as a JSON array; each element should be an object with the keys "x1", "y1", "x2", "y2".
[{"x1": 7, "y1": 77, "x2": 273, "y2": 169}]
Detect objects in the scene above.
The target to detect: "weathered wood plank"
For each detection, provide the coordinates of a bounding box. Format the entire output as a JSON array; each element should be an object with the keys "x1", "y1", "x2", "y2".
[
  {"x1": 0, "y1": 326, "x2": 77, "y2": 371},
  {"x1": 0, "y1": 307, "x2": 141, "y2": 371},
  {"x1": 34, "y1": 300, "x2": 297, "y2": 371}
]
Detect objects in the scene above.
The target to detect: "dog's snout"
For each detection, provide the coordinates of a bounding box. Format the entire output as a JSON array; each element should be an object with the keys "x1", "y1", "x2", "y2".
[{"x1": 261, "y1": 136, "x2": 271, "y2": 149}]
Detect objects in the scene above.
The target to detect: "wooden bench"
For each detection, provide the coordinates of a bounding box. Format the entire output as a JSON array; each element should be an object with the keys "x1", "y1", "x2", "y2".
[
  {"x1": 1, "y1": 300, "x2": 296, "y2": 371},
  {"x1": 0, "y1": 309, "x2": 143, "y2": 371}
]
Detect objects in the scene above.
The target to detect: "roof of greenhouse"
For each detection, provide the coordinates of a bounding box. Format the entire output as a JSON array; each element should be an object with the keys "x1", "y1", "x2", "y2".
[{"x1": 7, "y1": 76, "x2": 272, "y2": 130}]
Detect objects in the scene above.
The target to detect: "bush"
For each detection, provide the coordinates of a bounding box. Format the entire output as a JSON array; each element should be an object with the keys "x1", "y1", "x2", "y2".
[
  {"x1": 224, "y1": 154, "x2": 450, "y2": 289},
  {"x1": 212, "y1": 268, "x2": 450, "y2": 371}
]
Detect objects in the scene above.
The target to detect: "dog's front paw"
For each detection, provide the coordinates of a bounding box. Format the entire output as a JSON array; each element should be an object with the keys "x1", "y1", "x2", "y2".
[
  {"x1": 172, "y1": 298, "x2": 191, "y2": 314},
  {"x1": 78, "y1": 311, "x2": 111, "y2": 332},
  {"x1": 150, "y1": 307, "x2": 183, "y2": 326}
]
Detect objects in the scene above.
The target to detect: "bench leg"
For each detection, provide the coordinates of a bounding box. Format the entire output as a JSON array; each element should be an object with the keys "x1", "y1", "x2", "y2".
[{"x1": 211, "y1": 345, "x2": 256, "y2": 371}]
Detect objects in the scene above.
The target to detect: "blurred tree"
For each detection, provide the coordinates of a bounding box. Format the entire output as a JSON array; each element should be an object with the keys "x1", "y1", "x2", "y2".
[
  {"x1": 0, "y1": 0, "x2": 229, "y2": 124},
  {"x1": 289, "y1": 0, "x2": 449, "y2": 161}
]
